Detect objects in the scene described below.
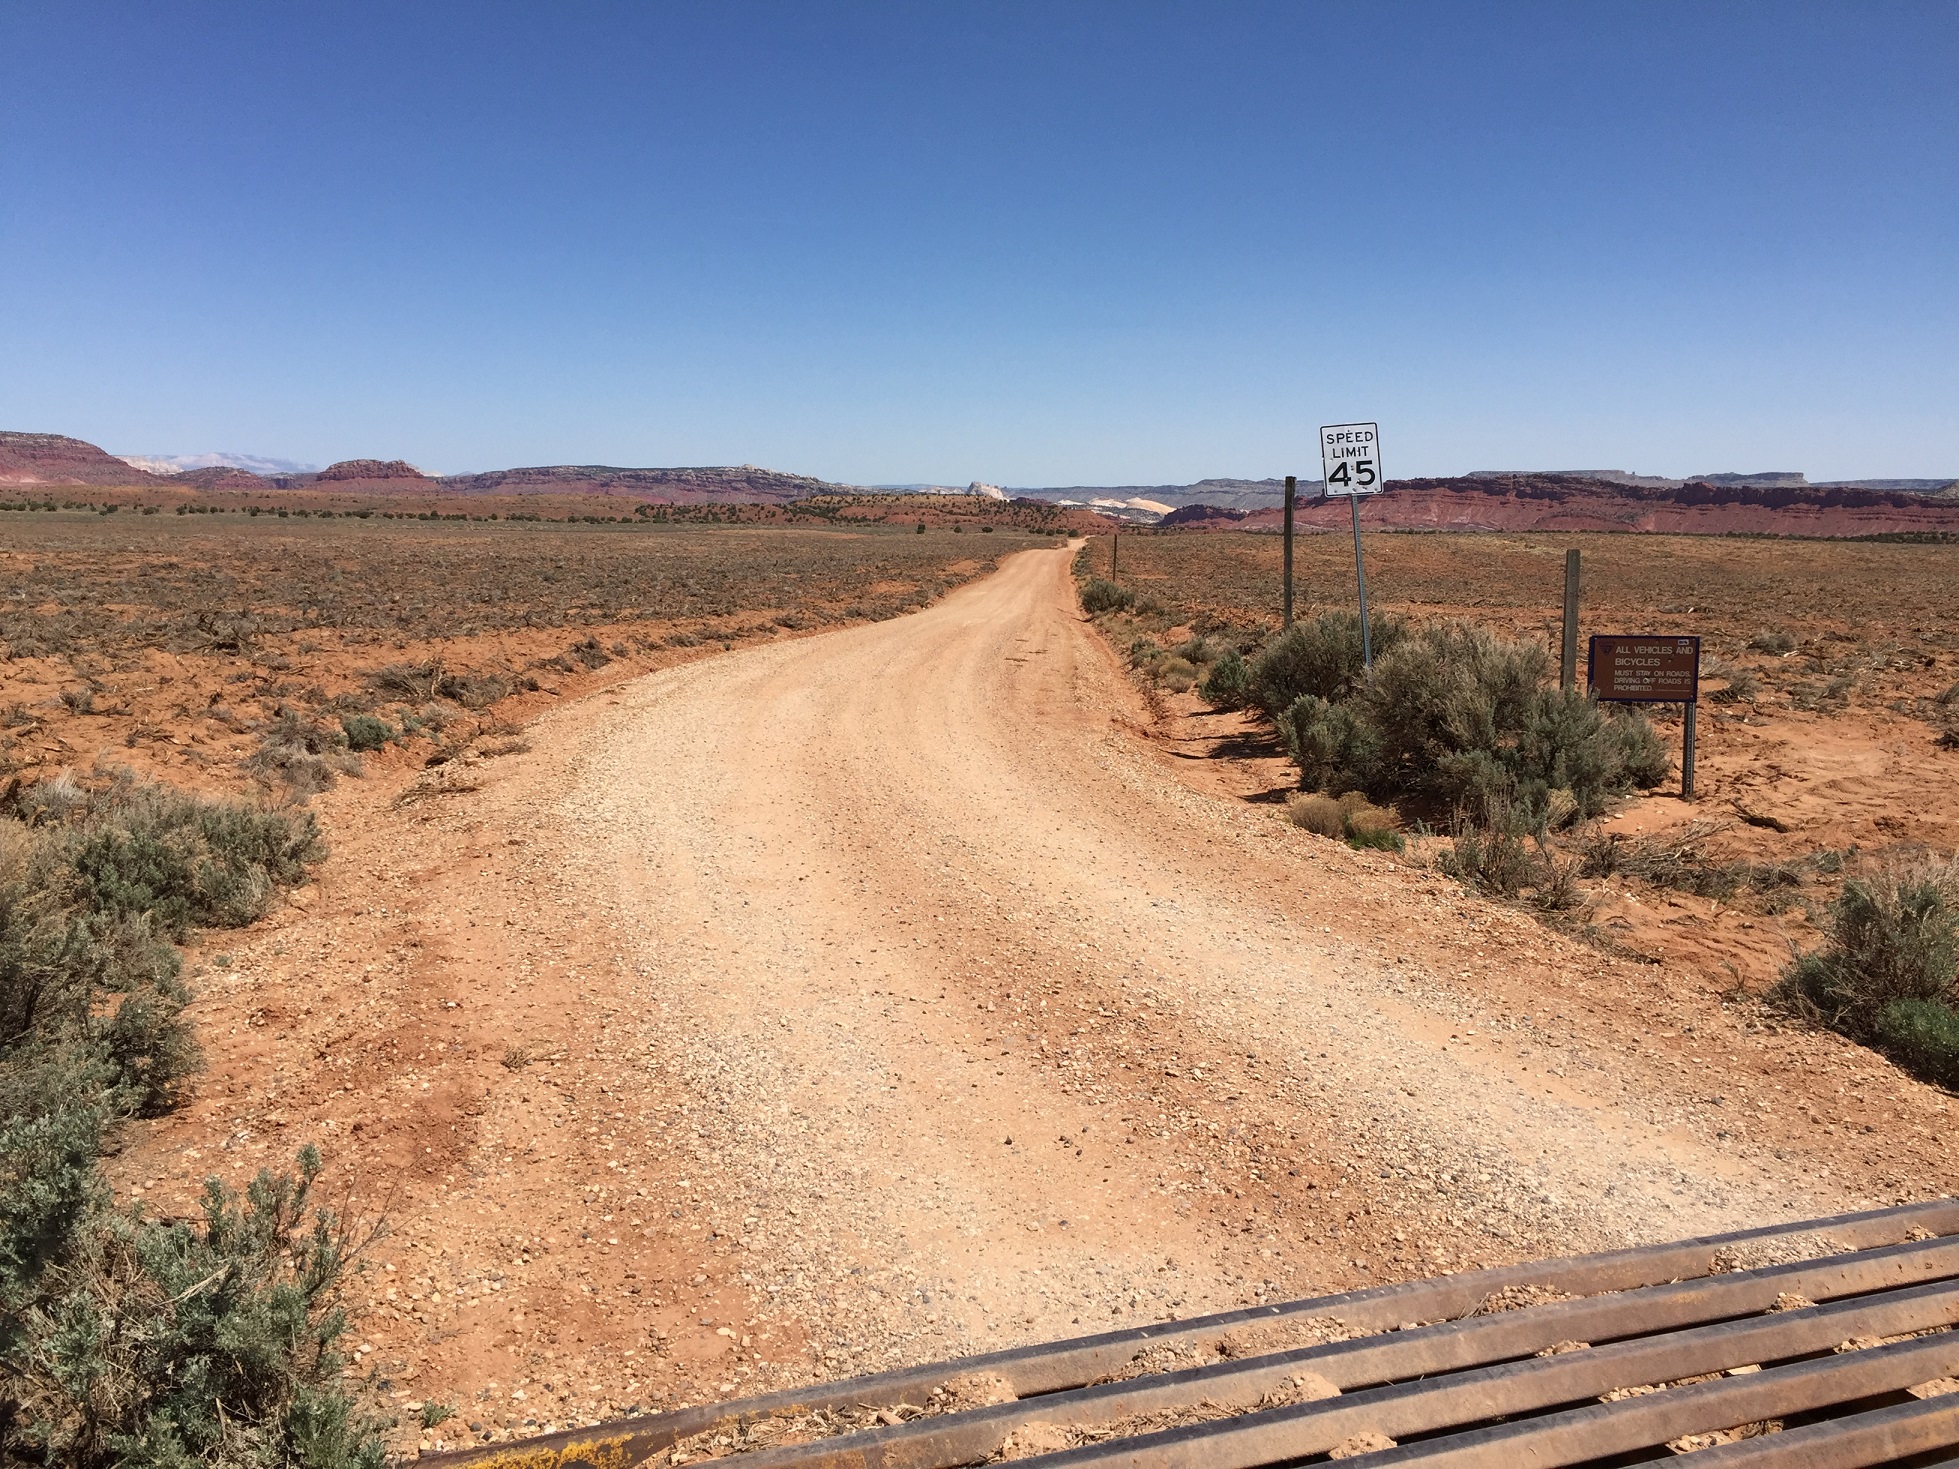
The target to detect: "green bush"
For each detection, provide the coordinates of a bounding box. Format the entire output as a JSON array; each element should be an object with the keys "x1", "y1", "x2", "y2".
[
  {"x1": 1776, "y1": 860, "x2": 1958, "y2": 1084},
  {"x1": 1, "y1": 773, "x2": 355, "y2": 1469},
  {"x1": 65, "y1": 788, "x2": 321, "y2": 941},
  {"x1": 6, "y1": 1147, "x2": 386, "y2": 1469},
  {"x1": 1268, "y1": 620, "x2": 1667, "y2": 821},
  {"x1": 339, "y1": 714, "x2": 393, "y2": 752},
  {"x1": 0, "y1": 1075, "x2": 109, "y2": 1301},
  {"x1": 1249, "y1": 612, "x2": 1407, "y2": 714},
  {"x1": 1278, "y1": 695, "x2": 1369, "y2": 793},
  {"x1": 1198, "y1": 649, "x2": 1253, "y2": 709},
  {"x1": 1080, "y1": 577, "x2": 1133, "y2": 614},
  {"x1": 1874, "y1": 999, "x2": 1959, "y2": 1087}
]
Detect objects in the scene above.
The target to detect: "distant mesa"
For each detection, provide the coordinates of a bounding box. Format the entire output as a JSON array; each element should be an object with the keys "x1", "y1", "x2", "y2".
[
  {"x1": 1159, "y1": 504, "x2": 1250, "y2": 527},
  {"x1": 1, "y1": 431, "x2": 170, "y2": 486},
  {"x1": 4, "y1": 428, "x2": 1956, "y2": 534},
  {"x1": 440, "y1": 464, "x2": 849, "y2": 503},
  {"x1": 316, "y1": 458, "x2": 428, "y2": 482},
  {"x1": 171, "y1": 465, "x2": 271, "y2": 490},
  {"x1": 1691, "y1": 472, "x2": 1808, "y2": 487}
]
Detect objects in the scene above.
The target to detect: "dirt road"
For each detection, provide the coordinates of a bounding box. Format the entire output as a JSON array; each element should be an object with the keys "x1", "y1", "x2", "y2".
[{"x1": 128, "y1": 543, "x2": 1953, "y2": 1450}]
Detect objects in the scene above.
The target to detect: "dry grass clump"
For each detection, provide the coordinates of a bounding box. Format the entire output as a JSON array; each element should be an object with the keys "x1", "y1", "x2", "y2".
[
  {"x1": 1287, "y1": 791, "x2": 1403, "y2": 851},
  {"x1": 1439, "y1": 794, "x2": 1583, "y2": 913},
  {"x1": 366, "y1": 661, "x2": 512, "y2": 709},
  {"x1": 1577, "y1": 821, "x2": 1810, "y2": 910},
  {"x1": 1288, "y1": 793, "x2": 1346, "y2": 839},
  {"x1": 245, "y1": 708, "x2": 364, "y2": 795}
]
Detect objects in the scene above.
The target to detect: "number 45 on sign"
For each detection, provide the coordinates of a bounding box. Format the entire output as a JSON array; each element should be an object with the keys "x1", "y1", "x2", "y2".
[{"x1": 1319, "y1": 422, "x2": 1382, "y2": 495}]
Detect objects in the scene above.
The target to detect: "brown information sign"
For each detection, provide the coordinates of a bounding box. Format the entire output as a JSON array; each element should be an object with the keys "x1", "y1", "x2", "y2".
[{"x1": 1588, "y1": 634, "x2": 1701, "y2": 703}]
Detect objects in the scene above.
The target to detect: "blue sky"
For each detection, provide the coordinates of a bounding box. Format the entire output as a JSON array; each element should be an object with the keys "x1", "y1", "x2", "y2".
[{"x1": 2, "y1": 3, "x2": 1954, "y2": 484}]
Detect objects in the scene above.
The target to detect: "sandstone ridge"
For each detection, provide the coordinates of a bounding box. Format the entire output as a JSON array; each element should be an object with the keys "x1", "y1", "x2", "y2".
[{"x1": 0, "y1": 431, "x2": 170, "y2": 486}]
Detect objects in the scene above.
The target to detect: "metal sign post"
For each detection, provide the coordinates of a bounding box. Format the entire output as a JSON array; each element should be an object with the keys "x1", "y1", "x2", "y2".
[
  {"x1": 1318, "y1": 422, "x2": 1384, "y2": 671},
  {"x1": 1282, "y1": 474, "x2": 1296, "y2": 628},
  {"x1": 1588, "y1": 634, "x2": 1703, "y2": 799},
  {"x1": 1560, "y1": 549, "x2": 1581, "y2": 691}
]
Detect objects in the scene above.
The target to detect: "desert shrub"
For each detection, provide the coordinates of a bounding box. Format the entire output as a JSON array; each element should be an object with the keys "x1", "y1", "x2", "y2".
[
  {"x1": 1157, "y1": 656, "x2": 1198, "y2": 692},
  {"x1": 1600, "y1": 707, "x2": 1671, "y2": 790},
  {"x1": 1, "y1": 776, "x2": 351, "y2": 1467},
  {"x1": 439, "y1": 672, "x2": 510, "y2": 709},
  {"x1": 1279, "y1": 695, "x2": 1378, "y2": 794},
  {"x1": 1198, "y1": 650, "x2": 1254, "y2": 709},
  {"x1": 1749, "y1": 628, "x2": 1797, "y2": 655},
  {"x1": 1441, "y1": 821, "x2": 1539, "y2": 899},
  {"x1": 339, "y1": 714, "x2": 393, "y2": 752},
  {"x1": 1873, "y1": 999, "x2": 1959, "y2": 1088},
  {"x1": 1708, "y1": 665, "x2": 1762, "y2": 703},
  {"x1": 1273, "y1": 620, "x2": 1668, "y2": 820},
  {"x1": 2, "y1": 774, "x2": 317, "y2": 1124},
  {"x1": 1776, "y1": 859, "x2": 1958, "y2": 1079},
  {"x1": 369, "y1": 662, "x2": 511, "y2": 711},
  {"x1": 1249, "y1": 612, "x2": 1408, "y2": 714},
  {"x1": 364, "y1": 662, "x2": 444, "y2": 702},
  {"x1": 0, "y1": 1074, "x2": 109, "y2": 1301},
  {"x1": 1175, "y1": 635, "x2": 1214, "y2": 664},
  {"x1": 5, "y1": 1146, "x2": 385, "y2": 1469},
  {"x1": 1079, "y1": 577, "x2": 1133, "y2": 614},
  {"x1": 65, "y1": 787, "x2": 321, "y2": 941},
  {"x1": 1572, "y1": 820, "x2": 1813, "y2": 903},
  {"x1": 566, "y1": 637, "x2": 612, "y2": 670}
]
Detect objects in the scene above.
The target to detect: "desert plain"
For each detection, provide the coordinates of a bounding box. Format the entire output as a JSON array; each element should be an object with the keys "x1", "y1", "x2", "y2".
[{"x1": 3, "y1": 507, "x2": 1955, "y2": 1455}]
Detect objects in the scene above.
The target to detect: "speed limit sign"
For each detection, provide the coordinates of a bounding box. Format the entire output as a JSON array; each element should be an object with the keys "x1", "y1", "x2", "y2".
[{"x1": 1319, "y1": 422, "x2": 1383, "y2": 496}]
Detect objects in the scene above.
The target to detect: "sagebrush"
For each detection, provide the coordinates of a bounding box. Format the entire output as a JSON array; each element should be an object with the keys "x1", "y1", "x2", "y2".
[
  {"x1": 0, "y1": 772, "x2": 375, "y2": 1467},
  {"x1": 1775, "y1": 858, "x2": 1959, "y2": 1087},
  {"x1": 1253, "y1": 613, "x2": 1668, "y2": 822}
]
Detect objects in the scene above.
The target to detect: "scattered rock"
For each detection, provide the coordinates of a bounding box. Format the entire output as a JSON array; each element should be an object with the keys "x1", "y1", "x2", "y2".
[{"x1": 1330, "y1": 1430, "x2": 1398, "y2": 1457}]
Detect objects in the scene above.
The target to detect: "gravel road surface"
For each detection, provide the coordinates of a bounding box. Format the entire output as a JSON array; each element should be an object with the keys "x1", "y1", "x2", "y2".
[{"x1": 130, "y1": 543, "x2": 1954, "y2": 1450}]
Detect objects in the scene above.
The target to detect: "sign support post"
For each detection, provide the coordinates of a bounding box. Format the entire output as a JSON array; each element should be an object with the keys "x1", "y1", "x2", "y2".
[
  {"x1": 1318, "y1": 422, "x2": 1384, "y2": 674},
  {"x1": 1350, "y1": 493, "x2": 1373, "y2": 670},
  {"x1": 1561, "y1": 550, "x2": 1580, "y2": 691},
  {"x1": 1682, "y1": 703, "x2": 1697, "y2": 799},
  {"x1": 1282, "y1": 475, "x2": 1296, "y2": 628},
  {"x1": 1110, "y1": 523, "x2": 1118, "y2": 579}
]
